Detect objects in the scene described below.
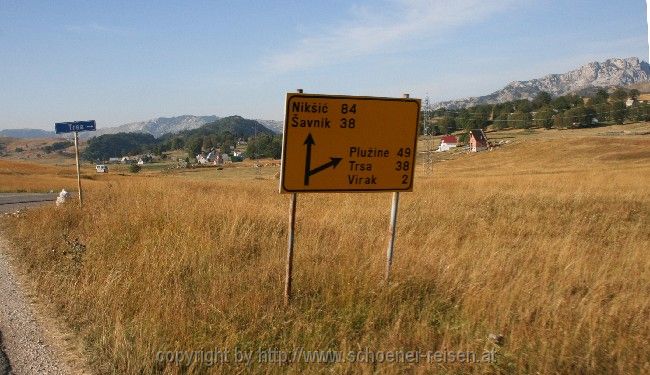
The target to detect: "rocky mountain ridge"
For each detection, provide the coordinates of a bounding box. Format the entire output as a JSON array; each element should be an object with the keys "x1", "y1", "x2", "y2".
[{"x1": 434, "y1": 57, "x2": 650, "y2": 109}]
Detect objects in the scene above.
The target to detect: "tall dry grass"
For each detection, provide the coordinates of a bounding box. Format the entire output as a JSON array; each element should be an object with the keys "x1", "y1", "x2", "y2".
[
  {"x1": 2, "y1": 136, "x2": 649, "y2": 374},
  {"x1": 0, "y1": 159, "x2": 111, "y2": 193}
]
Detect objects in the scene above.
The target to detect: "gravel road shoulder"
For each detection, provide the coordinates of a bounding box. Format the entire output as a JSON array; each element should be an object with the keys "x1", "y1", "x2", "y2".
[{"x1": 0, "y1": 234, "x2": 89, "y2": 375}]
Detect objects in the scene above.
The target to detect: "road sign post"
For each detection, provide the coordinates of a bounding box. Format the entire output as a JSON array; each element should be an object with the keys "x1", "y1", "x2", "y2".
[
  {"x1": 54, "y1": 120, "x2": 96, "y2": 208},
  {"x1": 280, "y1": 92, "x2": 420, "y2": 303},
  {"x1": 284, "y1": 192, "x2": 297, "y2": 304},
  {"x1": 384, "y1": 93, "x2": 411, "y2": 281},
  {"x1": 73, "y1": 131, "x2": 83, "y2": 207},
  {"x1": 284, "y1": 89, "x2": 303, "y2": 305}
]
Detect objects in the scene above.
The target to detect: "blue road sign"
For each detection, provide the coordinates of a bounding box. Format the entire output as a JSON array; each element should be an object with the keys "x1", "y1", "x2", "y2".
[{"x1": 55, "y1": 120, "x2": 96, "y2": 134}]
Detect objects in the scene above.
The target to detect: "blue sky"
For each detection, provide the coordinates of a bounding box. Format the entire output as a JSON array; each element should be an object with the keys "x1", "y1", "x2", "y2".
[{"x1": 1, "y1": 0, "x2": 648, "y2": 130}]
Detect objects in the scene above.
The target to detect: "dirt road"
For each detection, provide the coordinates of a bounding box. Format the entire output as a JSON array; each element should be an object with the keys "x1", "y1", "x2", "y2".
[{"x1": 0, "y1": 196, "x2": 85, "y2": 374}]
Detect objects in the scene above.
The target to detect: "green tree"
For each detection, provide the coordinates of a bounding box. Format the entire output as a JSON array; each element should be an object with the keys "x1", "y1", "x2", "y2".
[
  {"x1": 508, "y1": 111, "x2": 532, "y2": 129},
  {"x1": 185, "y1": 137, "x2": 202, "y2": 159},
  {"x1": 82, "y1": 133, "x2": 157, "y2": 161},
  {"x1": 612, "y1": 101, "x2": 627, "y2": 124},
  {"x1": 42, "y1": 140, "x2": 73, "y2": 154},
  {"x1": 492, "y1": 102, "x2": 513, "y2": 119},
  {"x1": 590, "y1": 102, "x2": 611, "y2": 123},
  {"x1": 128, "y1": 164, "x2": 141, "y2": 173},
  {"x1": 534, "y1": 107, "x2": 554, "y2": 129},
  {"x1": 170, "y1": 137, "x2": 184, "y2": 150},
  {"x1": 610, "y1": 88, "x2": 628, "y2": 102},
  {"x1": 563, "y1": 106, "x2": 595, "y2": 128},
  {"x1": 629, "y1": 102, "x2": 650, "y2": 121},
  {"x1": 493, "y1": 113, "x2": 509, "y2": 130},
  {"x1": 592, "y1": 89, "x2": 609, "y2": 105},
  {"x1": 514, "y1": 99, "x2": 533, "y2": 113},
  {"x1": 435, "y1": 117, "x2": 457, "y2": 134},
  {"x1": 453, "y1": 105, "x2": 491, "y2": 130},
  {"x1": 246, "y1": 134, "x2": 282, "y2": 159},
  {"x1": 203, "y1": 137, "x2": 214, "y2": 150},
  {"x1": 552, "y1": 96, "x2": 571, "y2": 111},
  {"x1": 566, "y1": 107, "x2": 583, "y2": 128},
  {"x1": 532, "y1": 91, "x2": 552, "y2": 109},
  {"x1": 629, "y1": 89, "x2": 640, "y2": 101}
]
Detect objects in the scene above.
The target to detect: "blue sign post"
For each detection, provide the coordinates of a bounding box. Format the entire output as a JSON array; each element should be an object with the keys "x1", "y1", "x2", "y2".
[
  {"x1": 54, "y1": 120, "x2": 96, "y2": 207},
  {"x1": 55, "y1": 120, "x2": 96, "y2": 134}
]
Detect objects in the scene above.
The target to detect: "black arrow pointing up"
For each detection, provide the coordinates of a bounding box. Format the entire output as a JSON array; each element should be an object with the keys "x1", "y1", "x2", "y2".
[
  {"x1": 304, "y1": 134, "x2": 315, "y2": 185},
  {"x1": 303, "y1": 133, "x2": 342, "y2": 186}
]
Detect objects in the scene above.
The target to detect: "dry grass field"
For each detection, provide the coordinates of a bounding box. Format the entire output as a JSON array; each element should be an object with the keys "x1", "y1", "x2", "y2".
[{"x1": 1, "y1": 125, "x2": 649, "y2": 374}]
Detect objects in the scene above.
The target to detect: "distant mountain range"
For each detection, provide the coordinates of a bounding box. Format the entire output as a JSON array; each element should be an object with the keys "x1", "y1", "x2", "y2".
[
  {"x1": 87, "y1": 115, "x2": 220, "y2": 138},
  {"x1": 434, "y1": 57, "x2": 650, "y2": 109},
  {"x1": 0, "y1": 128, "x2": 57, "y2": 138},
  {"x1": 255, "y1": 119, "x2": 283, "y2": 133},
  {"x1": 86, "y1": 115, "x2": 283, "y2": 138},
  {"x1": 1, "y1": 115, "x2": 284, "y2": 139}
]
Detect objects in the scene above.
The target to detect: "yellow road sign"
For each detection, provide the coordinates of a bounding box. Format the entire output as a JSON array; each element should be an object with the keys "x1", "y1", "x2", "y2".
[{"x1": 280, "y1": 93, "x2": 421, "y2": 193}]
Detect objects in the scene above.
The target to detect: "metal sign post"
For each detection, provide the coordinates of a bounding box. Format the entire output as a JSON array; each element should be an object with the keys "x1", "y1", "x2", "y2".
[
  {"x1": 280, "y1": 91, "x2": 420, "y2": 303},
  {"x1": 284, "y1": 89, "x2": 303, "y2": 305},
  {"x1": 73, "y1": 131, "x2": 83, "y2": 207},
  {"x1": 284, "y1": 192, "x2": 297, "y2": 304},
  {"x1": 54, "y1": 120, "x2": 96, "y2": 208},
  {"x1": 386, "y1": 191, "x2": 399, "y2": 281},
  {"x1": 385, "y1": 94, "x2": 410, "y2": 282}
]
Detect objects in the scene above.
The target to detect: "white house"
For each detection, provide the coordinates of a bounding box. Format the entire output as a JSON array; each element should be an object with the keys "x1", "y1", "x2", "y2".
[
  {"x1": 437, "y1": 135, "x2": 458, "y2": 152},
  {"x1": 196, "y1": 154, "x2": 209, "y2": 164},
  {"x1": 626, "y1": 99, "x2": 635, "y2": 107}
]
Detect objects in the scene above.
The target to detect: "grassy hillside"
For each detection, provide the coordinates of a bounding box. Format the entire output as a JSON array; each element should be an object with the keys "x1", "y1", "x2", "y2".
[
  {"x1": 172, "y1": 115, "x2": 273, "y2": 139},
  {"x1": 1, "y1": 125, "x2": 649, "y2": 374},
  {"x1": 159, "y1": 116, "x2": 274, "y2": 147}
]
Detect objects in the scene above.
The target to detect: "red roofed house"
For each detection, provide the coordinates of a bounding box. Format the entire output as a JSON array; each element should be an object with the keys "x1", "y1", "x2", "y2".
[
  {"x1": 469, "y1": 129, "x2": 488, "y2": 152},
  {"x1": 437, "y1": 135, "x2": 458, "y2": 152}
]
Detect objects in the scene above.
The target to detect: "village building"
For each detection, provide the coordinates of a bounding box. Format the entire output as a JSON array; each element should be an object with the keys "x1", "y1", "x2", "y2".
[
  {"x1": 469, "y1": 129, "x2": 488, "y2": 152},
  {"x1": 196, "y1": 154, "x2": 209, "y2": 164},
  {"x1": 437, "y1": 135, "x2": 458, "y2": 152}
]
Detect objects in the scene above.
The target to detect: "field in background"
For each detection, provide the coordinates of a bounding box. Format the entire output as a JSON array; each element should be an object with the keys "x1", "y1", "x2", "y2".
[
  {"x1": 1, "y1": 125, "x2": 649, "y2": 374},
  {"x1": 0, "y1": 154, "x2": 280, "y2": 193}
]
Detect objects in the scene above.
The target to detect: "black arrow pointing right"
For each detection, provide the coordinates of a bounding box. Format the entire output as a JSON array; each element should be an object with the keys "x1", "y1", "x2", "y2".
[{"x1": 303, "y1": 133, "x2": 342, "y2": 186}]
